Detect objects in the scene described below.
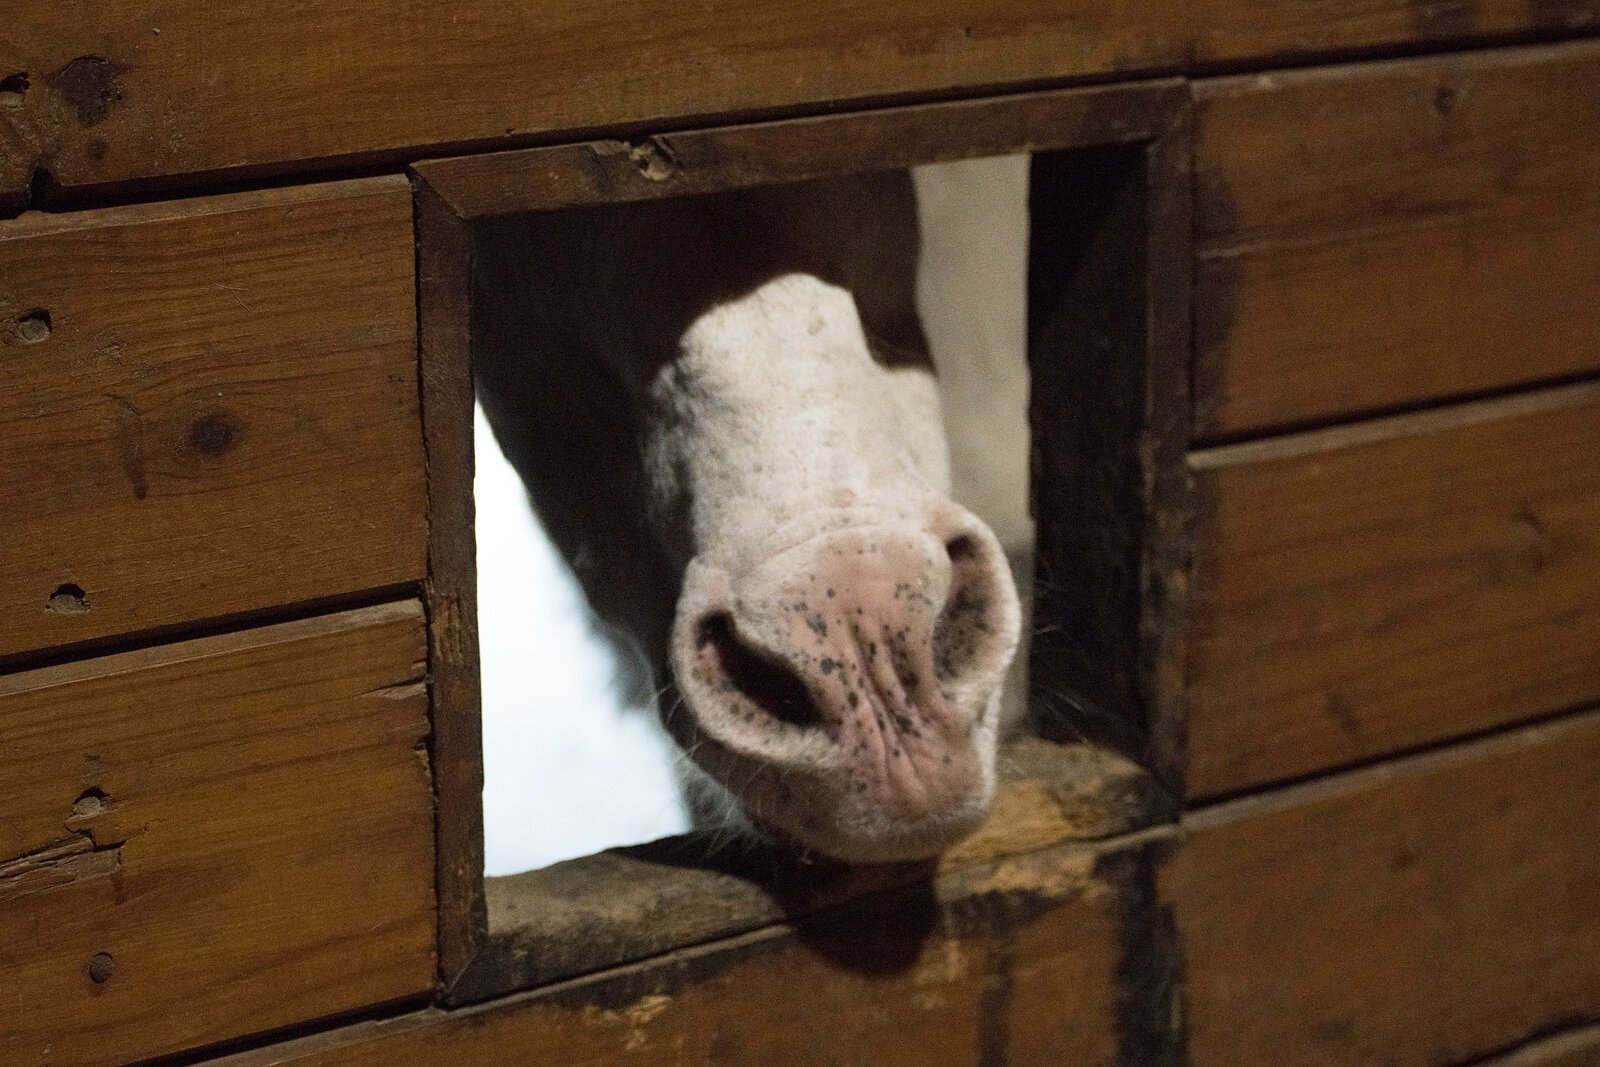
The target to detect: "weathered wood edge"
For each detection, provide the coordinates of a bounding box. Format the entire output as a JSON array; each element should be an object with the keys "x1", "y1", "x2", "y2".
[
  {"x1": 1139, "y1": 101, "x2": 1195, "y2": 798},
  {"x1": 411, "y1": 180, "x2": 487, "y2": 992},
  {"x1": 448, "y1": 738, "x2": 1169, "y2": 1005},
  {"x1": 1025, "y1": 91, "x2": 1193, "y2": 800},
  {"x1": 411, "y1": 81, "x2": 1187, "y2": 221},
  {"x1": 204, "y1": 821, "x2": 1182, "y2": 1067}
]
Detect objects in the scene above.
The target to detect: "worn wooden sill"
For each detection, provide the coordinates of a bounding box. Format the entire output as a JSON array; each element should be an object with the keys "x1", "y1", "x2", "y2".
[{"x1": 449, "y1": 737, "x2": 1172, "y2": 1004}]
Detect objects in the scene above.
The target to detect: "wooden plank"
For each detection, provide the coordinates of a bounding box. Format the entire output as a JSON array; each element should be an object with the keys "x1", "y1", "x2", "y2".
[
  {"x1": 0, "y1": 0, "x2": 1186, "y2": 205},
  {"x1": 1026, "y1": 113, "x2": 1194, "y2": 789},
  {"x1": 0, "y1": 601, "x2": 436, "y2": 1066},
  {"x1": 452, "y1": 738, "x2": 1167, "y2": 1003},
  {"x1": 0, "y1": 177, "x2": 425, "y2": 661},
  {"x1": 1187, "y1": 381, "x2": 1600, "y2": 798},
  {"x1": 213, "y1": 829, "x2": 1183, "y2": 1067},
  {"x1": 1190, "y1": 0, "x2": 1598, "y2": 67},
  {"x1": 1167, "y1": 709, "x2": 1600, "y2": 1067},
  {"x1": 1193, "y1": 41, "x2": 1600, "y2": 439},
  {"x1": 413, "y1": 181, "x2": 485, "y2": 991},
  {"x1": 412, "y1": 82, "x2": 1186, "y2": 220}
]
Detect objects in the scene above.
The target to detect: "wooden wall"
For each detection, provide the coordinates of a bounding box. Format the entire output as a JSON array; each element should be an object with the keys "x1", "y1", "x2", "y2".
[
  {"x1": 3, "y1": 1, "x2": 1597, "y2": 206},
  {"x1": 1, "y1": 9, "x2": 1597, "y2": 1067}
]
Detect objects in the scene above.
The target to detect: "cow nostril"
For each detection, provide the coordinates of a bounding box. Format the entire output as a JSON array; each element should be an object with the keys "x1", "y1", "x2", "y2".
[
  {"x1": 696, "y1": 613, "x2": 824, "y2": 730},
  {"x1": 945, "y1": 535, "x2": 978, "y2": 564},
  {"x1": 933, "y1": 536, "x2": 1000, "y2": 684}
]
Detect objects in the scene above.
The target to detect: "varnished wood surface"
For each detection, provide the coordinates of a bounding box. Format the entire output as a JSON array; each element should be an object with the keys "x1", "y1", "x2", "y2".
[
  {"x1": 213, "y1": 829, "x2": 1181, "y2": 1067},
  {"x1": 0, "y1": 177, "x2": 425, "y2": 662},
  {"x1": 4, "y1": 5, "x2": 1595, "y2": 204},
  {"x1": 412, "y1": 82, "x2": 1185, "y2": 220},
  {"x1": 1190, "y1": 0, "x2": 1597, "y2": 67},
  {"x1": 0, "y1": 602, "x2": 437, "y2": 1067},
  {"x1": 1194, "y1": 40, "x2": 1600, "y2": 439},
  {"x1": 0, "y1": 0, "x2": 1185, "y2": 206},
  {"x1": 1168, "y1": 709, "x2": 1600, "y2": 1067},
  {"x1": 1186, "y1": 380, "x2": 1600, "y2": 798}
]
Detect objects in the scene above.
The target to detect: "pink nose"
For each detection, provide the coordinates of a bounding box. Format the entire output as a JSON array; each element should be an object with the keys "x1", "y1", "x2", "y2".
[{"x1": 670, "y1": 505, "x2": 1020, "y2": 860}]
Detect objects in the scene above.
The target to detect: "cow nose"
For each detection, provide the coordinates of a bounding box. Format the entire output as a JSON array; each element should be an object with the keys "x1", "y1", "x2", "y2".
[{"x1": 669, "y1": 504, "x2": 1021, "y2": 857}]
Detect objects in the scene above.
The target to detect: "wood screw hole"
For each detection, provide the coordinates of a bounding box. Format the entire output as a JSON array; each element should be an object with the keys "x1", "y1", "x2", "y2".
[
  {"x1": 14, "y1": 309, "x2": 52, "y2": 344},
  {"x1": 0, "y1": 72, "x2": 26, "y2": 108},
  {"x1": 87, "y1": 952, "x2": 115, "y2": 984},
  {"x1": 73, "y1": 788, "x2": 108, "y2": 817},
  {"x1": 47, "y1": 583, "x2": 89, "y2": 615}
]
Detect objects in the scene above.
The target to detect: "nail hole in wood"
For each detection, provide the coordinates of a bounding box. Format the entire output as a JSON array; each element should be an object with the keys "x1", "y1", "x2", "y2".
[
  {"x1": 73, "y1": 787, "x2": 108, "y2": 817},
  {"x1": 15, "y1": 309, "x2": 52, "y2": 344},
  {"x1": 0, "y1": 72, "x2": 27, "y2": 108},
  {"x1": 87, "y1": 952, "x2": 115, "y2": 984},
  {"x1": 47, "y1": 583, "x2": 90, "y2": 615}
]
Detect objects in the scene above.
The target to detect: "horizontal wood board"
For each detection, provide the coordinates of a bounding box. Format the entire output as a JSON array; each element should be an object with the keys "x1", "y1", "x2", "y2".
[
  {"x1": 455, "y1": 738, "x2": 1168, "y2": 1002},
  {"x1": 0, "y1": 601, "x2": 437, "y2": 1066},
  {"x1": 212, "y1": 829, "x2": 1182, "y2": 1067},
  {"x1": 1168, "y1": 708, "x2": 1600, "y2": 1067},
  {"x1": 1194, "y1": 39, "x2": 1600, "y2": 438},
  {"x1": 5, "y1": 7, "x2": 1598, "y2": 204},
  {"x1": 412, "y1": 82, "x2": 1184, "y2": 220},
  {"x1": 0, "y1": 176, "x2": 425, "y2": 661},
  {"x1": 1189, "y1": 0, "x2": 1597, "y2": 67},
  {"x1": 0, "y1": 0, "x2": 1186, "y2": 206},
  {"x1": 1187, "y1": 380, "x2": 1600, "y2": 798}
]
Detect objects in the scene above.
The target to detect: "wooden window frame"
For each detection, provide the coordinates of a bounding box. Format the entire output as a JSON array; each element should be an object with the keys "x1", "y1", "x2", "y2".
[{"x1": 407, "y1": 78, "x2": 1194, "y2": 1005}]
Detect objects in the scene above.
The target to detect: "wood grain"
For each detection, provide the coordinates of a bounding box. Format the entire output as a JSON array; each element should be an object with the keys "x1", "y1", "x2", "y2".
[
  {"x1": 0, "y1": 601, "x2": 436, "y2": 1067},
  {"x1": 213, "y1": 829, "x2": 1182, "y2": 1067},
  {"x1": 1168, "y1": 709, "x2": 1600, "y2": 1067},
  {"x1": 0, "y1": 177, "x2": 425, "y2": 661},
  {"x1": 1190, "y1": 0, "x2": 1598, "y2": 67},
  {"x1": 0, "y1": 0, "x2": 1185, "y2": 204},
  {"x1": 1193, "y1": 40, "x2": 1600, "y2": 438},
  {"x1": 412, "y1": 82, "x2": 1186, "y2": 220},
  {"x1": 413, "y1": 181, "x2": 485, "y2": 992},
  {"x1": 452, "y1": 738, "x2": 1167, "y2": 1003},
  {"x1": 1187, "y1": 380, "x2": 1600, "y2": 798}
]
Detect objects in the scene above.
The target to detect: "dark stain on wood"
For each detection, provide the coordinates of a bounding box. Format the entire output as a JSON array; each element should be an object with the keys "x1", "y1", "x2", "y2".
[
  {"x1": 181, "y1": 409, "x2": 241, "y2": 459},
  {"x1": 960, "y1": 890, "x2": 1060, "y2": 1067},
  {"x1": 49, "y1": 57, "x2": 127, "y2": 128},
  {"x1": 1097, "y1": 836, "x2": 1187, "y2": 1067}
]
